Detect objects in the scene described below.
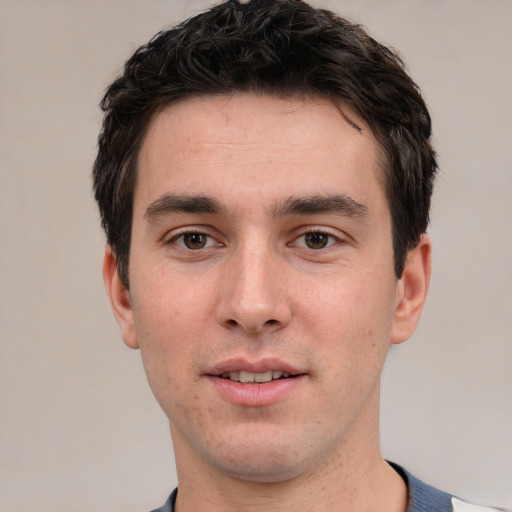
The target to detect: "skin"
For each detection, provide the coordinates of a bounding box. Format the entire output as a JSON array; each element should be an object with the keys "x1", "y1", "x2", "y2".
[{"x1": 104, "y1": 93, "x2": 431, "y2": 512}]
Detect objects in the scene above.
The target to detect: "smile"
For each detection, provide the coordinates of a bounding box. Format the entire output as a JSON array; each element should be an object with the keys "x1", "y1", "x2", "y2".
[
  {"x1": 209, "y1": 369, "x2": 305, "y2": 407},
  {"x1": 219, "y1": 370, "x2": 293, "y2": 383}
]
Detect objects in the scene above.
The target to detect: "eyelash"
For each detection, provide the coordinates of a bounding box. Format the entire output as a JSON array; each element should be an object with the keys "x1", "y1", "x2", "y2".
[
  {"x1": 291, "y1": 230, "x2": 341, "y2": 250},
  {"x1": 167, "y1": 230, "x2": 219, "y2": 250},
  {"x1": 166, "y1": 228, "x2": 342, "y2": 251}
]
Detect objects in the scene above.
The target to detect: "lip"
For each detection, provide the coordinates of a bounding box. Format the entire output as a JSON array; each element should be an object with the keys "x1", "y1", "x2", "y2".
[
  {"x1": 205, "y1": 358, "x2": 307, "y2": 407},
  {"x1": 206, "y1": 358, "x2": 303, "y2": 376}
]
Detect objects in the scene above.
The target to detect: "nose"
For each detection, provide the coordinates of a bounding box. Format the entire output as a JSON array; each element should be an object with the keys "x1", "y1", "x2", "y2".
[{"x1": 215, "y1": 242, "x2": 292, "y2": 334}]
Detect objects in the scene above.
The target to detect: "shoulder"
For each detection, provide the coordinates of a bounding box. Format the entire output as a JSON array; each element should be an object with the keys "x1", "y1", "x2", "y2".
[
  {"x1": 451, "y1": 497, "x2": 507, "y2": 512},
  {"x1": 390, "y1": 462, "x2": 506, "y2": 512},
  {"x1": 148, "y1": 489, "x2": 177, "y2": 512},
  {"x1": 149, "y1": 472, "x2": 506, "y2": 512}
]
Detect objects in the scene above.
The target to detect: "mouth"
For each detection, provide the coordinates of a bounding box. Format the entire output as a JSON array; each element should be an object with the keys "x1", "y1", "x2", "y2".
[
  {"x1": 218, "y1": 370, "x2": 295, "y2": 384},
  {"x1": 207, "y1": 363, "x2": 306, "y2": 406}
]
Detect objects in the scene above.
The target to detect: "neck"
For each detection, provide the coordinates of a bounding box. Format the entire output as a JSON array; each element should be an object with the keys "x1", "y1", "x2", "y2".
[
  {"x1": 175, "y1": 455, "x2": 407, "y2": 512},
  {"x1": 171, "y1": 393, "x2": 408, "y2": 512}
]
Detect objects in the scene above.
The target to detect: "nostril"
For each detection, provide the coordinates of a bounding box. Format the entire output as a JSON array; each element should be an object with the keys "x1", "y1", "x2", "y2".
[{"x1": 223, "y1": 317, "x2": 279, "y2": 332}]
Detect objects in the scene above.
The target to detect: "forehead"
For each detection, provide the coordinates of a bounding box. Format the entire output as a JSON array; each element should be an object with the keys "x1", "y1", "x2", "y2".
[{"x1": 135, "y1": 93, "x2": 384, "y2": 211}]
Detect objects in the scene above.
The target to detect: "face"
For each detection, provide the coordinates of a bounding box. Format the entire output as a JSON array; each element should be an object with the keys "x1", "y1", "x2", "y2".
[{"x1": 105, "y1": 93, "x2": 430, "y2": 484}]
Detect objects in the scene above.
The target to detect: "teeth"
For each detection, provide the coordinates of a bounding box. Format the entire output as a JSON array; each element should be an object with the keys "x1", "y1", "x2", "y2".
[
  {"x1": 220, "y1": 370, "x2": 292, "y2": 383},
  {"x1": 254, "y1": 371, "x2": 273, "y2": 383}
]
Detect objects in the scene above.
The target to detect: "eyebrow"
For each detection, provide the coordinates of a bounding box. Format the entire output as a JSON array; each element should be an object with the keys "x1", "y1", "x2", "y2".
[
  {"x1": 272, "y1": 194, "x2": 369, "y2": 219},
  {"x1": 144, "y1": 192, "x2": 369, "y2": 223},
  {"x1": 144, "y1": 194, "x2": 227, "y2": 221}
]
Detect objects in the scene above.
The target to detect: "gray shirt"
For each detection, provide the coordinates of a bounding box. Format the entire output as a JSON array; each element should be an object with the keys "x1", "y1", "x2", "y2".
[{"x1": 149, "y1": 462, "x2": 501, "y2": 512}]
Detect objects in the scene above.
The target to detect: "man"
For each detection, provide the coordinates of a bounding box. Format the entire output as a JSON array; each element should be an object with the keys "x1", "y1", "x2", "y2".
[{"x1": 92, "y1": 1, "x2": 501, "y2": 511}]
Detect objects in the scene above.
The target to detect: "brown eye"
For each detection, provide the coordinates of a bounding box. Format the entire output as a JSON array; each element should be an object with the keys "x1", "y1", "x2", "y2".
[
  {"x1": 304, "y1": 232, "x2": 330, "y2": 249},
  {"x1": 182, "y1": 233, "x2": 208, "y2": 249}
]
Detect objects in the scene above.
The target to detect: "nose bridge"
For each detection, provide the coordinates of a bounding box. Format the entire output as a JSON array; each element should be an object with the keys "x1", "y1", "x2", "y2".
[{"x1": 217, "y1": 235, "x2": 290, "y2": 333}]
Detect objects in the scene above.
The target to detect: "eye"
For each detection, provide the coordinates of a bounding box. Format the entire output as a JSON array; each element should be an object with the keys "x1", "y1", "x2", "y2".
[
  {"x1": 296, "y1": 231, "x2": 338, "y2": 249},
  {"x1": 172, "y1": 232, "x2": 217, "y2": 250}
]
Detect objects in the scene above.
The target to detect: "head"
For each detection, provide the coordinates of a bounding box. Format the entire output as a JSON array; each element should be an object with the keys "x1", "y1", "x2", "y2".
[
  {"x1": 93, "y1": 0, "x2": 436, "y2": 289},
  {"x1": 95, "y1": 0, "x2": 435, "y2": 486}
]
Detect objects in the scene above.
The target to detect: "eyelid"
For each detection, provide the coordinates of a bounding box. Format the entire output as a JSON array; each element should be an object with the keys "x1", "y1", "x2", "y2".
[
  {"x1": 289, "y1": 227, "x2": 345, "y2": 249},
  {"x1": 165, "y1": 226, "x2": 222, "y2": 249}
]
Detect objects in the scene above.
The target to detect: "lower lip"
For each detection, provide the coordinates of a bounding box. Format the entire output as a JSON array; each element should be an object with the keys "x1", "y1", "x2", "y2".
[{"x1": 207, "y1": 375, "x2": 306, "y2": 407}]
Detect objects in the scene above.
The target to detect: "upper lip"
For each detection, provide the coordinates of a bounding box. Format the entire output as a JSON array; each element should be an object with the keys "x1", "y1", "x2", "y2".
[{"x1": 206, "y1": 358, "x2": 305, "y2": 376}]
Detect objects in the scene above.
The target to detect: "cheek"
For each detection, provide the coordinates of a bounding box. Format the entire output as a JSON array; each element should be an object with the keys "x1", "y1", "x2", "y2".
[
  {"x1": 133, "y1": 266, "x2": 213, "y2": 336},
  {"x1": 298, "y1": 271, "x2": 396, "y2": 362},
  {"x1": 136, "y1": 317, "x2": 202, "y2": 429},
  {"x1": 130, "y1": 276, "x2": 209, "y2": 405}
]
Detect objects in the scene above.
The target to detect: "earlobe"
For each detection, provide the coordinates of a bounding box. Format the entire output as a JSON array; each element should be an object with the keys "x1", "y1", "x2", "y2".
[
  {"x1": 102, "y1": 246, "x2": 140, "y2": 349},
  {"x1": 391, "y1": 234, "x2": 432, "y2": 345}
]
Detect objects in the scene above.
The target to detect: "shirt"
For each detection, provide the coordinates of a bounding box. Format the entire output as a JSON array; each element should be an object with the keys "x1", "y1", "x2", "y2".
[{"x1": 149, "y1": 463, "x2": 502, "y2": 512}]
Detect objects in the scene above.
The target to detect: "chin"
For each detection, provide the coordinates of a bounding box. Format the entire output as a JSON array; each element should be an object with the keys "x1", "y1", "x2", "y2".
[
  {"x1": 212, "y1": 456, "x2": 304, "y2": 484},
  {"x1": 204, "y1": 434, "x2": 323, "y2": 484}
]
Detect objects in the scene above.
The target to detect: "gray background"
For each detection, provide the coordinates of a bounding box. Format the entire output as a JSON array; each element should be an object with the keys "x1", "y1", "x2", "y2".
[{"x1": 1, "y1": 1, "x2": 511, "y2": 510}]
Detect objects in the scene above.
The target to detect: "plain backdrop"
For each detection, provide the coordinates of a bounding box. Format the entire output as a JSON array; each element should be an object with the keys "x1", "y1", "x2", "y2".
[{"x1": 1, "y1": 1, "x2": 511, "y2": 511}]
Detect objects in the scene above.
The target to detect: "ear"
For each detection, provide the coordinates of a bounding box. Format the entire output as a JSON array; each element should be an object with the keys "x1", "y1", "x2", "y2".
[
  {"x1": 391, "y1": 234, "x2": 432, "y2": 345},
  {"x1": 102, "y1": 246, "x2": 139, "y2": 349}
]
